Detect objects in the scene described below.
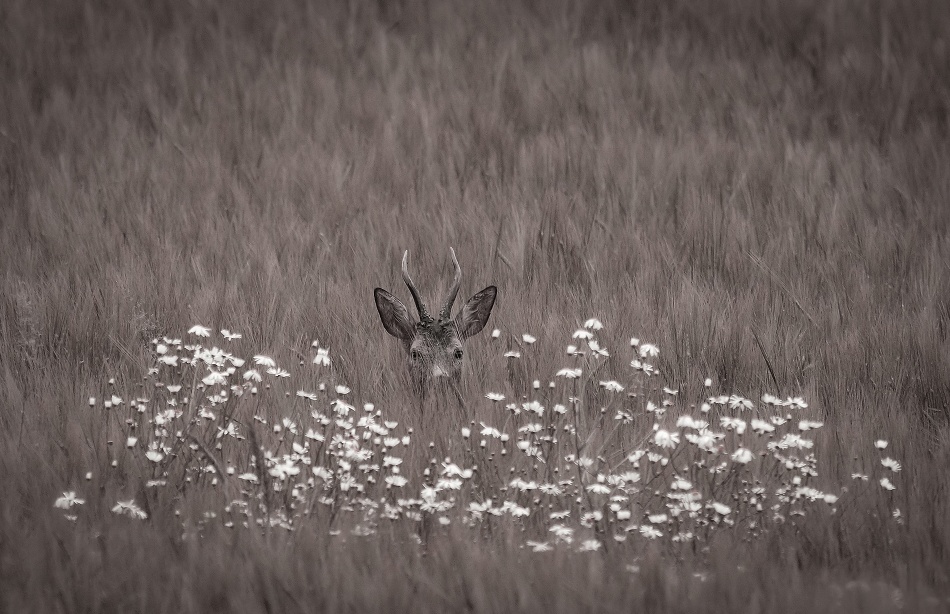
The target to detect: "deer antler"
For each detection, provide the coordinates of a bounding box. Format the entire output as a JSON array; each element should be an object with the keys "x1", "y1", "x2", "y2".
[
  {"x1": 439, "y1": 247, "x2": 462, "y2": 321},
  {"x1": 402, "y1": 250, "x2": 432, "y2": 323}
]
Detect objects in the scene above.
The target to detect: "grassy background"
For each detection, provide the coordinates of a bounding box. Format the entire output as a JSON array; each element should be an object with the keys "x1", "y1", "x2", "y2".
[{"x1": 1, "y1": 0, "x2": 949, "y2": 610}]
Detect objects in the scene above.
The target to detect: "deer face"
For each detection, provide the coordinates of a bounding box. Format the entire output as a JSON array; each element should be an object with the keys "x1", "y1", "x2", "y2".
[{"x1": 374, "y1": 249, "x2": 496, "y2": 396}]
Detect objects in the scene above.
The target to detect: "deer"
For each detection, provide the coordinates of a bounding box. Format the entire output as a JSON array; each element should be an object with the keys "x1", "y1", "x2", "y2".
[{"x1": 374, "y1": 248, "x2": 497, "y2": 402}]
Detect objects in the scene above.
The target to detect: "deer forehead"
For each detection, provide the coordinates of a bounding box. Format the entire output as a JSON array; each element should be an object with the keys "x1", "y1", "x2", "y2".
[{"x1": 411, "y1": 322, "x2": 462, "y2": 349}]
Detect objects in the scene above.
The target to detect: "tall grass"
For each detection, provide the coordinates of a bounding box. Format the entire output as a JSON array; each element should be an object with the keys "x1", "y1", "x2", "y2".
[{"x1": 1, "y1": 0, "x2": 949, "y2": 611}]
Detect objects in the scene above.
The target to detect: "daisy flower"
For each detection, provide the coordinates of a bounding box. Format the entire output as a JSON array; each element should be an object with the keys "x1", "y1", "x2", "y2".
[
  {"x1": 313, "y1": 348, "x2": 331, "y2": 366},
  {"x1": 188, "y1": 325, "x2": 211, "y2": 337},
  {"x1": 112, "y1": 500, "x2": 148, "y2": 520},
  {"x1": 54, "y1": 492, "x2": 85, "y2": 509}
]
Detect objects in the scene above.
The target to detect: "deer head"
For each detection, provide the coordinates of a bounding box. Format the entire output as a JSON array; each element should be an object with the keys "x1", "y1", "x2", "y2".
[{"x1": 374, "y1": 248, "x2": 497, "y2": 397}]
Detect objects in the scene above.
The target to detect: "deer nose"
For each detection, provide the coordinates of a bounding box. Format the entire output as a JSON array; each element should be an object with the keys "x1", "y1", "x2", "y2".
[{"x1": 432, "y1": 365, "x2": 449, "y2": 378}]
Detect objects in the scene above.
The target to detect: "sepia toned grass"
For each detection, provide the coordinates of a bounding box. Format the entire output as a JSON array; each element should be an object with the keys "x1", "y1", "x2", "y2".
[{"x1": 1, "y1": 0, "x2": 949, "y2": 611}]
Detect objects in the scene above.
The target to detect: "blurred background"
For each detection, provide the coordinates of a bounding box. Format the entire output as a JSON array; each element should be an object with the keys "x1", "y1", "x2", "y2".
[{"x1": 1, "y1": 0, "x2": 949, "y2": 608}]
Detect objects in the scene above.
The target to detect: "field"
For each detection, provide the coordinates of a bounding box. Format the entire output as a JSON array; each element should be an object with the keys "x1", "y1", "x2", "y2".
[{"x1": 2, "y1": 0, "x2": 949, "y2": 611}]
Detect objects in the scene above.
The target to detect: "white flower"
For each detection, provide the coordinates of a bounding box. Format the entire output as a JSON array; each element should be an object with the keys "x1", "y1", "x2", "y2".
[
  {"x1": 54, "y1": 492, "x2": 85, "y2": 509},
  {"x1": 332, "y1": 399, "x2": 354, "y2": 415},
  {"x1": 880, "y1": 477, "x2": 896, "y2": 491},
  {"x1": 522, "y1": 333, "x2": 537, "y2": 344},
  {"x1": 588, "y1": 340, "x2": 609, "y2": 357},
  {"x1": 578, "y1": 539, "x2": 602, "y2": 552},
  {"x1": 243, "y1": 369, "x2": 263, "y2": 382},
  {"x1": 112, "y1": 499, "x2": 148, "y2": 520},
  {"x1": 527, "y1": 540, "x2": 552, "y2": 552},
  {"x1": 676, "y1": 416, "x2": 706, "y2": 429},
  {"x1": 202, "y1": 371, "x2": 228, "y2": 386},
  {"x1": 786, "y1": 396, "x2": 808, "y2": 409},
  {"x1": 437, "y1": 478, "x2": 463, "y2": 490},
  {"x1": 685, "y1": 429, "x2": 720, "y2": 452},
  {"x1": 506, "y1": 503, "x2": 530, "y2": 517},
  {"x1": 798, "y1": 420, "x2": 823, "y2": 431},
  {"x1": 573, "y1": 329, "x2": 593, "y2": 340},
  {"x1": 653, "y1": 430, "x2": 679, "y2": 449},
  {"x1": 503, "y1": 351, "x2": 521, "y2": 358},
  {"x1": 584, "y1": 318, "x2": 604, "y2": 330},
  {"x1": 731, "y1": 448, "x2": 754, "y2": 464},
  {"x1": 639, "y1": 525, "x2": 662, "y2": 539},
  {"x1": 615, "y1": 471, "x2": 640, "y2": 484},
  {"x1": 145, "y1": 450, "x2": 164, "y2": 463},
  {"x1": 750, "y1": 419, "x2": 774, "y2": 435},
  {"x1": 335, "y1": 385, "x2": 351, "y2": 395},
  {"x1": 221, "y1": 329, "x2": 242, "y2": 341},
  {"x1": 253, "y1": 355, "x2": 276, "y2": 368},
  {"x1": 629, "y1": 360, "x2": 656, "y2": 375},
  {"x1": 269, "y1": 458, "x2": 300, "y2": 480},
  {"x1": 722, "y1": 417, "x2": 748, "y2": 434},
  {"x1": 125, "y1": 437, "x2": 137, "y2": 448},
  {"x1": 556, "y1": 368, "x2": 582, "y2": 379},
  {"x1": 522, "y1": 401, "x2": 543, "y2": 415},
  {"x1": 704, "y1": 378, "x2": 712, "y2": 387},
  {"x1": 485, "y1": 392, "x2": 505, "y2": 402},
  {"x1": 599, "y1": 380, "x2": 624, "y2": 393},
  {"x1": 491, "y1": 329, "x2": 500, "y2": 338},
  {"x1": 549, "y1": 524, "x2": 575, "y2": 543},
  {"x1": 480, "y1": 423, "x2": 503, "y2": 438},
  {"x1": 188, "y1": 325, "x2": 211, "y2": 337},
  {"x1": 313, "y1": 348, "x2": 331, "y2": 366},
  {"x1": 772, "y1": 433, "x2": 813, "y2": 449},
  {"x1": 639, "y1": 343, "x2": 659, "y2": 358},
  {"x1": 881, "y1": 458, "x2": 901, "y2": 472},
  {"x1": 385, "y1": 475, "x2": 408, "y2": 488},
  {"x1": 729, "y1": 395, "x2": 754, "y2": 411},
  {"x1": 875, "y1": 440, "x2": 888, "y2": 450},
  {"x1": 669, "y1": 479, "x2": 691, "y2": 490}
]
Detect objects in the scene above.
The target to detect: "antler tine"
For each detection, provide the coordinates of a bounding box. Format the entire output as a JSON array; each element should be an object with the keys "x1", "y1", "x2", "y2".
[
  {"x1": 402, "y1": 250, "x2": 432, "y2": 323},
  {"x1": 439, "y1": 247, "x2": 462, "y2": 321}
]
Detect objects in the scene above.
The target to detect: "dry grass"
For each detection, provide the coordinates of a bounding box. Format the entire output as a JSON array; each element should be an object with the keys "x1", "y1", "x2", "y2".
[{"x1": 1, "y1": 0, "x2": 949, "y2": 611}]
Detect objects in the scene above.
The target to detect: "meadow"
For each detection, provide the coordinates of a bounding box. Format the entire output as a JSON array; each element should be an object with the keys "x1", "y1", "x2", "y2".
[{"x1": 1, "y1": 0, "x2": 949, "y2": 611}]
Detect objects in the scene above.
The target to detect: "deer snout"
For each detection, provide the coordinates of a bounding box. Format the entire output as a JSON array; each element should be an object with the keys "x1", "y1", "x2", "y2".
[{"x1": 431, "y1": 365, "x2": 450, "y2": 378}]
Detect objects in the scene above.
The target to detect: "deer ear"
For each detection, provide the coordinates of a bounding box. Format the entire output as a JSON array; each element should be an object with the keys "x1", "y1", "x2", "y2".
[
  {"x1": 456, "y1": 286, "x2": 497, "y2": 339},
  {"x1": 375, "y1": 288, "x2": 415, "y2": 340}
]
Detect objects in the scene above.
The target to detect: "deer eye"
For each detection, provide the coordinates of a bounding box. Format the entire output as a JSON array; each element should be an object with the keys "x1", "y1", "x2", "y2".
[
  {"x1": 454, "y1": 348, "x2": 463, "y2": 360},
  {"x1": 410, "y1": 349, "x2": 422, "y2": 361}
]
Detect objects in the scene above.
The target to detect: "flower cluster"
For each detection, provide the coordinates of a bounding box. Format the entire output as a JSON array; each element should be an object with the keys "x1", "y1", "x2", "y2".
[{"x1": 59, "y1": 321, "x2": 902, "y2": 557}]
